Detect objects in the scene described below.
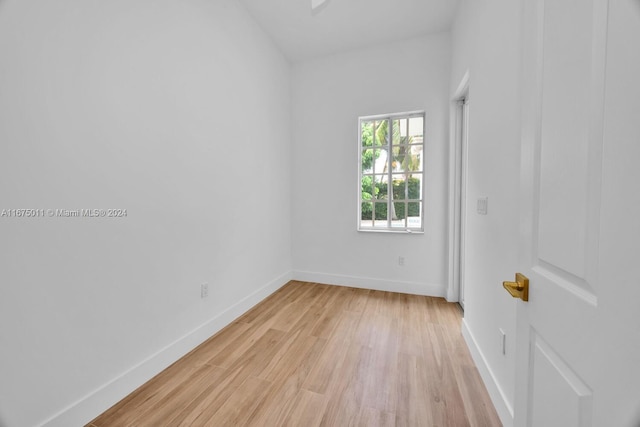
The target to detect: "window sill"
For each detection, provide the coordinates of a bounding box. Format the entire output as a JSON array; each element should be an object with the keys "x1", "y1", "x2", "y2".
[{"x1": 357, "y1": 228, "x2": 424, "y2": 235}]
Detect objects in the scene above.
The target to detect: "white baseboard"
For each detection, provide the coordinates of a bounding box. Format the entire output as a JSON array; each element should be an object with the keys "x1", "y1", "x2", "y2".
[
  {"x1": 461, "y1": 319, "x2": 514, "y2": 427},
  {"x1": 293, "y1": 270, "x2": 446, "y2": 297},
  {"x1": 40, "y1": 271, "x2": 293, "y2": 427}
]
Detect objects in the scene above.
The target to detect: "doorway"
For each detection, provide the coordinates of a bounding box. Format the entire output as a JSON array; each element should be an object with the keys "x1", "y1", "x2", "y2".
[{"x1": 449, "y1": 72, "x2": 470, "y2": 309}]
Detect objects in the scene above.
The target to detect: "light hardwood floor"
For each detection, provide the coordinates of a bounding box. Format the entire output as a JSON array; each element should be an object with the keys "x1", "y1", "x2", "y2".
[{"x1": 89, "y1": 281, "x2": 502, "y2": 426}]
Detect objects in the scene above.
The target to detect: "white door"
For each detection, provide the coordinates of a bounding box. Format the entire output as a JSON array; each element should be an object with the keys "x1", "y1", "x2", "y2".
[{"x1": 512, "y1": 1, "x2": 640, "y2": 426}]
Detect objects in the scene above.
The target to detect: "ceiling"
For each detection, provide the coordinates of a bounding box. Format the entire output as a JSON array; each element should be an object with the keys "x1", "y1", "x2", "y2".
[{"x1": 237, "y1": 0, "x2": 460, "y2": 62}]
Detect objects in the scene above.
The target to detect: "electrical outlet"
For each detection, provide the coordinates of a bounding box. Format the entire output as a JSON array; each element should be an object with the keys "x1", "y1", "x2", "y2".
[
  {"x1": 499, "y1": 328, "x2": 506, "y2": 355},
  {"x1": 201, "y1": 283, "x2": 209, "y2": 299},
  {"x1": 398, "y1": 256, "x2": 405, "y2": 266}
]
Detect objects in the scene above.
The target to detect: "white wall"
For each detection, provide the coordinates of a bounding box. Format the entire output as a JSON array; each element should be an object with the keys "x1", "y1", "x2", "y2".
[
  {"x1": 449, "y1": 0, "x2": 522, "y2": 424},
  {"x1": 0, "y1": 1, "x2": 292, "y2": 426},
  {"x1": 291, "y1": 34, "x2": 451, "y2": 296}
]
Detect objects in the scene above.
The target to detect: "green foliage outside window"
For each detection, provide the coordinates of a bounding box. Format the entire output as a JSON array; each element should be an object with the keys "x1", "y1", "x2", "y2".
[{"x1": 360, "y1": 177, "x2": 421, "y2": 220}]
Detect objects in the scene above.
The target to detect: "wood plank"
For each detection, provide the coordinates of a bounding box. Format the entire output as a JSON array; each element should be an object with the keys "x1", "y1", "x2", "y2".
[
  {"x1": 356, "y1": 407, "x2": 396, "y2": 427},
  {"x1": 344, "y1": 287, "x2": 371, "y2": 312},
  {"x1": 308, "y1": 287, "x2": 352, "y2": 339},
  {"x1": 281, "y1": 389, "x2": 326, "y2": 427},
  {"x1": 248, "y1": 337, "x2": 327, "y2": 426},
  {"x1": 395, "y1": 352, "x2": 433, "y2": 427},
  {"x1": 207, "y1": 322, "x2": 284, "y2": 369},
  {"x1": 301, "y1": 335, "x2": 350, "y2": 394},
  {"x1": 236, "y1": 280, "x2": 309, "y2": 324},
  {"x1": 269, "y1": 300, "x2": 313, "y2": 332},
  {"x1": 422, "y1": 324, "x2": 471, "y2": 427},
  {"x1": 196, "y1": 376, "x2": 272, "y2": 426},
  {"x1": 361, "y1": 317, "x2": 400, "y2": 413},
  {"x1": 169, "y1": 367, "x2": 248, "y2": 425},
  {"x1": 255, "y1": 331, "x2": 318, "y2": 382},
  {"x1": 319, "y1": 343, "x2": 372, "y2": 426},
  {"x1": 123, "y1": 363, "x2": 228, "y2": 427}
]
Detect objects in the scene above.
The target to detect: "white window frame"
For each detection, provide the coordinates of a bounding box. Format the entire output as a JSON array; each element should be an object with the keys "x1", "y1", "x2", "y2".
[{"x1": 357, "y1": 111, "x2": 425, "y2": 234}]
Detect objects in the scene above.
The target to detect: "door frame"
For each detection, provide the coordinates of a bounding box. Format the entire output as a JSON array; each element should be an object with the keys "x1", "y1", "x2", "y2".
[{"x1": 447, "y1": 71, "x2": 470, "y2": 305}]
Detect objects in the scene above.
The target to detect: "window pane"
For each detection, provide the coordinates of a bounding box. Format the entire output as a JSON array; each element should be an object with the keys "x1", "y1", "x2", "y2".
[
  {"x1": 374, "y1": 179, "x2": 388, "y2": 200},
  {"x1": 361, "y1": 202, "x2": 373, "y2": 222},
  {"x1": 375, "y1": 202, "x2": 388, "y2": 218},
  {"x1": 374, "y1": 120, "x2": 389, "y2": 147},
  {"x1": 361, "y1": 149, "x2": 374, "y2": 172},
  {"x1": 408, "y1": 174, "x2": 423, "y2": 200},
  {"x1": 408, "y1": 201, "x2": 421, "y2": 217},
  {"x1": 410, "y1": 144, "x2": 424, "y2": 172},
  {"x1": 391, "y1": 145, "x2": 400, "y2": 171},
  {"x1": 392, "y1": 119, "x2": 404, "y2": 145},
  {"x1": 392, "y1": 174, "x2": 407, "y2": 200},
  {"x1": 361, "y1": 121, "x2": 374, "y2": 147},
  {"x1": 361, "y1": 175, "x2": 374, "y2": 200},
  {"x1": 398, "y1": 118, "x2": 408, "y2": 139},
  {"x1": 407, "y1": 202, "x2": 422, "y2": 229},
  {"x1": 372, "y1": 149, "x2": 387, "y2": 174},
  {"x1": 392, "y1": 201, "x2": 407, "y2": 222},
  {"x1": 408, "y1": 116, "x2": 424, "y2": 144},
  {"x1": 391, "y1": 146, "x2": 421, "y2": 174},
  {"x1": 373, "y1": 202, "x2": 389, "y2": 229},
  {"x1": 391, "y1": 222, "x2": 406, "y2": 228}
]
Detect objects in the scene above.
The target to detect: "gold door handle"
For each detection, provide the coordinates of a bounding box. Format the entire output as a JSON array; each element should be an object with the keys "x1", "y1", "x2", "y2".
[{"x1": 503, "y1": 273, "x2": 529, "y2": 301}]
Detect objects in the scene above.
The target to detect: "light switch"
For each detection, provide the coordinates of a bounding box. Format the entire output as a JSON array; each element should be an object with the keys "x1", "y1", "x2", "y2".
[{"x1": 477, "y1": 197, "x2": 488, "y2": 215}]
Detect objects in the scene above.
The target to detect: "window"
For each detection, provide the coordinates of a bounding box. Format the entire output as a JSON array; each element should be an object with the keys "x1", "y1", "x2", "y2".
[{"x1": 358, "y1": 111, "x2": 425, "y2": 232}]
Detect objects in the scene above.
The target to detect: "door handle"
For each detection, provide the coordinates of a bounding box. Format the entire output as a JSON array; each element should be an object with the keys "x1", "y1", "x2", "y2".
[{"x1": 503, "y1": 273, "x2": 529, "y2": 301}]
